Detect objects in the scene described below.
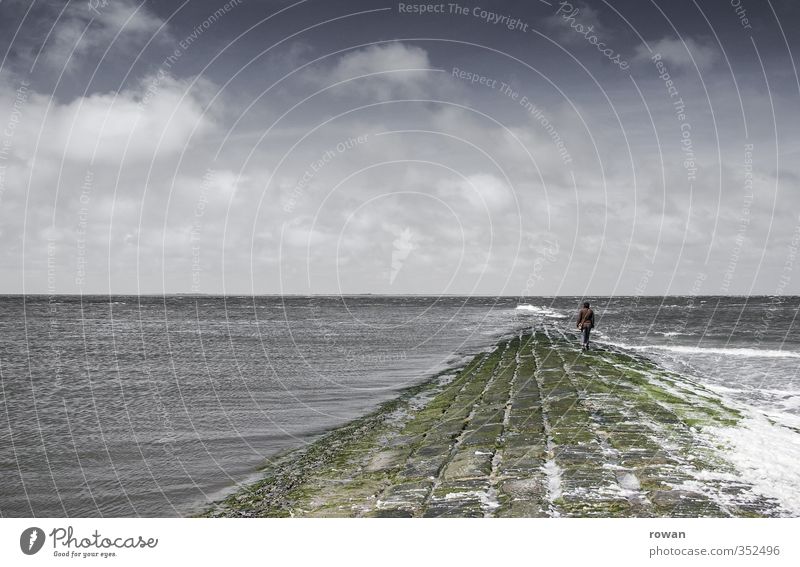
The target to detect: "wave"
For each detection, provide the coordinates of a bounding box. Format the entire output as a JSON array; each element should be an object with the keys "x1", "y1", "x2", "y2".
[
  {"x1": 780, "y1": 396, "x2": 800, "y2": 412},
  {"x1": 603, "y1": 341, "x2": 800, "y2": 359},
  {"x1": 515, "y1": 304, "x2": 567, "y2": 318},
  {"x1": 705, "y1": 412, "x2": 800, "y2": 516}
]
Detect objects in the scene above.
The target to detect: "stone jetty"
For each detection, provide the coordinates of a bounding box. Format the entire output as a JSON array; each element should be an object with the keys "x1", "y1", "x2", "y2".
[{"x1": 202, "y1": 328, "x2": 781, "y2": 518}]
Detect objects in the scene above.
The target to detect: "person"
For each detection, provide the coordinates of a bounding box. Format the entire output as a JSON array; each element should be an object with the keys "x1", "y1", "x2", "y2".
[{"x1": 576, "y1": 301, "x2": 595, "y2": 350}]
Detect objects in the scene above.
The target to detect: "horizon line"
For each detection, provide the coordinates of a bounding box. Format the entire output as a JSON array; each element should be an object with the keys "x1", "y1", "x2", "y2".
[{"x1": 1, "y1": 293, "x2": 796, "y2": 298}]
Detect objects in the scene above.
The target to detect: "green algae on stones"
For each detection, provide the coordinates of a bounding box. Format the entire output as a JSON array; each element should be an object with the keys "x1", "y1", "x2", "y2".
[{"x1": 201, "y1": 330, "x2": 781, "y2": 518}]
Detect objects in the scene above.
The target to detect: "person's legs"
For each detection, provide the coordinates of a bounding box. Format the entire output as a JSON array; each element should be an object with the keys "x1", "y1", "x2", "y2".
[{"x1": 581, "y1": 327, "x2": 590, "y2": 348}]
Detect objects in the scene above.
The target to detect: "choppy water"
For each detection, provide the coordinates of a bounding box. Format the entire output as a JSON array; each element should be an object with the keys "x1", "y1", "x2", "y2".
[{"x1": 1, "y1": 295, "x2": 798, "y2": 517}]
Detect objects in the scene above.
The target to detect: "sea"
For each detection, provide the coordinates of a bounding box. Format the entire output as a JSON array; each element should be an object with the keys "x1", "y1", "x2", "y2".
[{"x1": 1, "y1": 295, "x2": 798, "y2": 517}]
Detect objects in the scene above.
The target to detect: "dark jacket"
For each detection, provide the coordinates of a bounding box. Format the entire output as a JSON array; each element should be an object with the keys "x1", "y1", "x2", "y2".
[{"x1": 577, "y1": 307, "x2": 594, "y2": 329}]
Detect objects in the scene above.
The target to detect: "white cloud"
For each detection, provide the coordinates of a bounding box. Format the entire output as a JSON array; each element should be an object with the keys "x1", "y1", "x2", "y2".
[
  {"x1": 207, "y1": 170, "x2": 245, "y2": 198},
  {"x1": 319, "y1": 42, "x2": 435, "y2": 100},
  {"x1": 39, "y1": 1, "x2": 165, "y2": 71},
  {"x1": 9, "y1": 74, "x2": 213, "y2": 164},
  {"x1": 635, "y1": 37, "x2": 719, "y2": 71},
  {"x1": 438, "y1": 173, "x2": 514, "y2": 212},
  {"x1": 282, "y1": 216, "x2": 329, "y2": 248}
]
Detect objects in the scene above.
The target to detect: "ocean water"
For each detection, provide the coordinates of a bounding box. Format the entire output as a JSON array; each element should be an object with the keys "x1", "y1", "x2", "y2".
[{"x1": 0, "y1": 295, "x2": 798, "y2": 517}]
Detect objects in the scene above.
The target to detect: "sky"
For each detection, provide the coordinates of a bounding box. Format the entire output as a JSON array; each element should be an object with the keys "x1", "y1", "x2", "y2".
[{"x1": 0, "y1": 0, "x2": 799, "y2": 295}]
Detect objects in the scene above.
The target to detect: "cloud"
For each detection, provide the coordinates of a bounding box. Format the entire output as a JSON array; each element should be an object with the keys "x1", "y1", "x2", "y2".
[
  {"x1": 635, "y1": 37, "x2": 719, "y2": 71},
  {"x1": 437, "y1": 173, "x2": 514, "y2": 212},
  {"x1": 39, "y1": 1, "x2": 165, "y2": 71},
  {"x1": 282, "y1": 216, "x2": 330, "y2": 248},
  {"x1": 317, "y1": 42, "x2": 436, "y2": 100},
  {"x1": 7, "y1": 74, "x2": 214, "y2": 164},
  {"x1": 2, "y1": 4, "x2": 799, "y2": 295}
]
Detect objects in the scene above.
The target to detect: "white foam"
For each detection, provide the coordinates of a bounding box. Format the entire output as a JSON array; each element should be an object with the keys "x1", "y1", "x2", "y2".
[
  {"x1": 761, "y1": 388, "x2": 800, "y2": 396},
  {"x1": 442, "y1": 489, "x2": 500, "y2": 510},
  {"x1": 542, "y1": 460, "x2": 563, "y2": 501},
  {"x1": 601, "y1": 341, "x2": 800, "y2": 359},
  {"x1": 515, "y1": 304, "x2": 567, "y2": 318},
  {"x1": 704, "y1": 383, "x2": 744, "y2": 394},
  {"x1": 779, "y1": 396, "x2": 800, "y2": 411},
  {"x1": 617, "y1": 472, "x2": 641, "y2": 492},
  {"x1": 704, "y1": 413, "x2": 800, "y2": 516}
]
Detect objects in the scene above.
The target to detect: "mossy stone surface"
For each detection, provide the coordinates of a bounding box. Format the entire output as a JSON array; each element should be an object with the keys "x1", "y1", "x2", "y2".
[{"x1": 200, "y1": 330, "x2": 781, "y2": 518}]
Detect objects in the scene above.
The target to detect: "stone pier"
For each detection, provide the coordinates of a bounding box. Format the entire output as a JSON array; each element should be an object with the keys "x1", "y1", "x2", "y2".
[{"x1": 203, "y1": 329, "x2": 780, "y2": 518}]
